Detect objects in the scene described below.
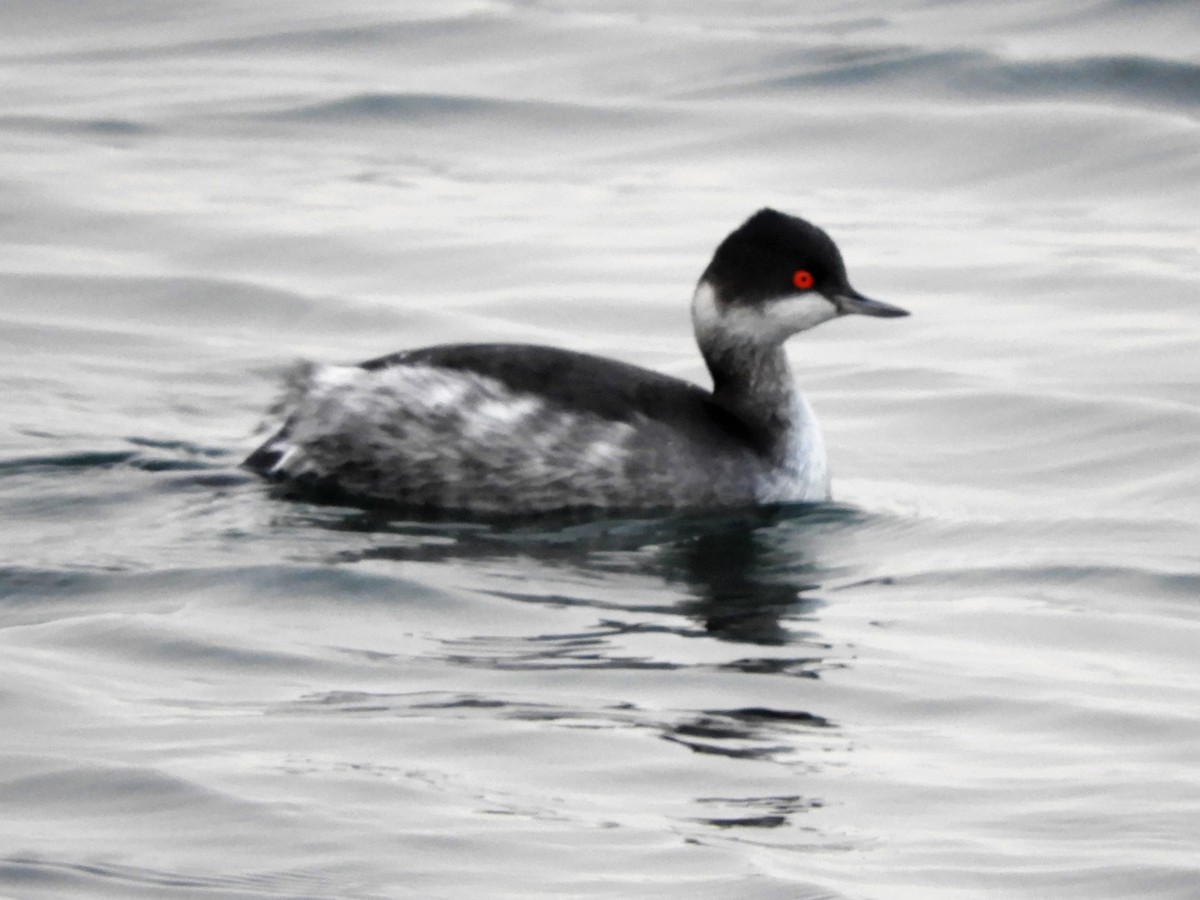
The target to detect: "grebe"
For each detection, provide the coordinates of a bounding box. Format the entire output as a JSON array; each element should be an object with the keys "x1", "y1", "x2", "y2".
[{"x1": 244, "y1": 209, "x2": 908, "y2": 514}]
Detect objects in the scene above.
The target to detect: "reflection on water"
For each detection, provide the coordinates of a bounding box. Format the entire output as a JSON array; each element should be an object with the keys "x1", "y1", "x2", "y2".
[
  {"x1": 284, "y1": 500, "x2": 849, "y2": 793},
  {"x1": 664, "y1": 514, "x2": 829, "y2": 646},
  {"x1": 318, "y1": 500, "x2": 854, "y2": 649}
]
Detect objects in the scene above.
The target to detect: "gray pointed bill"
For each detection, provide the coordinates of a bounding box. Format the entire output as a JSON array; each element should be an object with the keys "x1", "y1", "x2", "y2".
[{"x1": 833, "y1": 290, "x2": 909, "y2": 318}]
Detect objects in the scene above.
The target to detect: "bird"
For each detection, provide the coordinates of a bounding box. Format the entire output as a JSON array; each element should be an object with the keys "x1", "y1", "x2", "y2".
[{"x1": 244, "y1": 208, "x2": 908, "y2": 515}]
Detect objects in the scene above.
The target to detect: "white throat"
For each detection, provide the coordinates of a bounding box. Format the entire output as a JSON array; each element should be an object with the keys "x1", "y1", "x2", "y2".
[{"x1": 691, "y1": 280, "x2": 837, "y2": 353}]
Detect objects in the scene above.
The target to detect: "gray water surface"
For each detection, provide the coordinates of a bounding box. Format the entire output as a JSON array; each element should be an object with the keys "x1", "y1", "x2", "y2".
[{"x1": 2, "y1": 2, "x2": 1199, "y2": 898}]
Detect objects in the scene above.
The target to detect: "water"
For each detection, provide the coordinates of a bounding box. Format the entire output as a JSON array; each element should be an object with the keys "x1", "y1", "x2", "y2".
[{"x1": 2, "y1": 2, "x2": 1199, "y2": 897}]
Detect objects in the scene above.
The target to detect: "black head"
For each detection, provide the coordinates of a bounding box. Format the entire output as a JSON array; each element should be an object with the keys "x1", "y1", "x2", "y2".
[{"x1": 699, "y1": 208, "x2": 908, "y2": 322}]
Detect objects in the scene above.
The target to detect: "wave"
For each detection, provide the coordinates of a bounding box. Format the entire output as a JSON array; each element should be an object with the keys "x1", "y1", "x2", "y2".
[
  {"x1": 712, "y1": 46, "x2": 1200, "y2": 112},
  {"x1": 884, "y1": 563, "x2": 1200, "y2": 600},
  {"x1": 261, "y1": 89, "x2": 652, "y2": 130},
  {"x1": 0, "y1": 115, "x2": 149, "y2": 137}
]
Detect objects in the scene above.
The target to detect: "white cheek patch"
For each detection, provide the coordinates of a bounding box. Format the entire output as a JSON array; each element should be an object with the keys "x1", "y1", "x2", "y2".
[
  {"x1": 691, "y1": 281, "x2": 723, "y2": 341},
  {"x1": 692, "y1": 280, "x2": 837, "y2": 347},
  {"x1": 761, "y1": 293, "x2": 838, "y2": 334}
]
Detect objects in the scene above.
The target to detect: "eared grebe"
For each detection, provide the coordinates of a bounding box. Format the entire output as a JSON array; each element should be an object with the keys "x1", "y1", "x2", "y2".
[{"x1": 244, "y1": 209, "x2": 908, "y2": 514}]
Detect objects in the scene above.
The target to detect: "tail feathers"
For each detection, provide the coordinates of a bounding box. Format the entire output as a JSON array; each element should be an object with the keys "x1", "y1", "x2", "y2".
[
  {"x1": 242, "y1": 420, "x2": 302, "y2": 479},
  {"x1": 243, "y1": 437, "x2": 288, "y2": 476},
  {"x1": 244, "y1": 361, "x2": 362, "y2": 493},
  {"x1": 244, "y1": 421, "x2": 335, "y2": 487}
]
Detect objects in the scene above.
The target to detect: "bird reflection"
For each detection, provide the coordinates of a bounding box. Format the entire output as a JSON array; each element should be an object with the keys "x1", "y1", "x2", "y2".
[
  {"x1": 305, "y1": 500, "x2": 853, "y2": 648},
  {"x1": 286, "y1": 501, "x2": 854, "y2": 824},
  {"x1": 659, "y1": 511, "x2": 827, "y2": 645}
]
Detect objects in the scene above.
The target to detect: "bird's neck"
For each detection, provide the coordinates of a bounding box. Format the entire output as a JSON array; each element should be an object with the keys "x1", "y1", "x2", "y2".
[{"x1": 692, "y1": 283, "x2": 802, "y2": 457}]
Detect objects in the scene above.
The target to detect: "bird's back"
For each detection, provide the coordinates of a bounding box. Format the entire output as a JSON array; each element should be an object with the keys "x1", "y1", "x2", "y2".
[{"x1": 245, "y1": 344, "x2": 767, "y2": 514}]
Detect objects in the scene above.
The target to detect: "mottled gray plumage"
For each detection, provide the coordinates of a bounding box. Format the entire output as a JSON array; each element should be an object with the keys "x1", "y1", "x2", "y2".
[{"x1": 244, "y1": 209, "x2": 908, "y2": 514}]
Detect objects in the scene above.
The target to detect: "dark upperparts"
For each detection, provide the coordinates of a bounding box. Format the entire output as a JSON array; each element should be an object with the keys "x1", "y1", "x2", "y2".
[{"x1": 359, "y1": 343, "x2": 762, "y2": 450}]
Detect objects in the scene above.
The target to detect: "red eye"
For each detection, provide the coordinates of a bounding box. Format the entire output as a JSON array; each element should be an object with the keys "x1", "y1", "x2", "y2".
[{"x1": 792, "y1": 270, "x2": 815, "y2": 290}]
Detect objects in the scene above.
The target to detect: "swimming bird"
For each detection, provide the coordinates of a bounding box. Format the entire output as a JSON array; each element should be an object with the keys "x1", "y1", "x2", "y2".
[{"x1": 244, "y1": 208, "x2": 908, "y2": 514}]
